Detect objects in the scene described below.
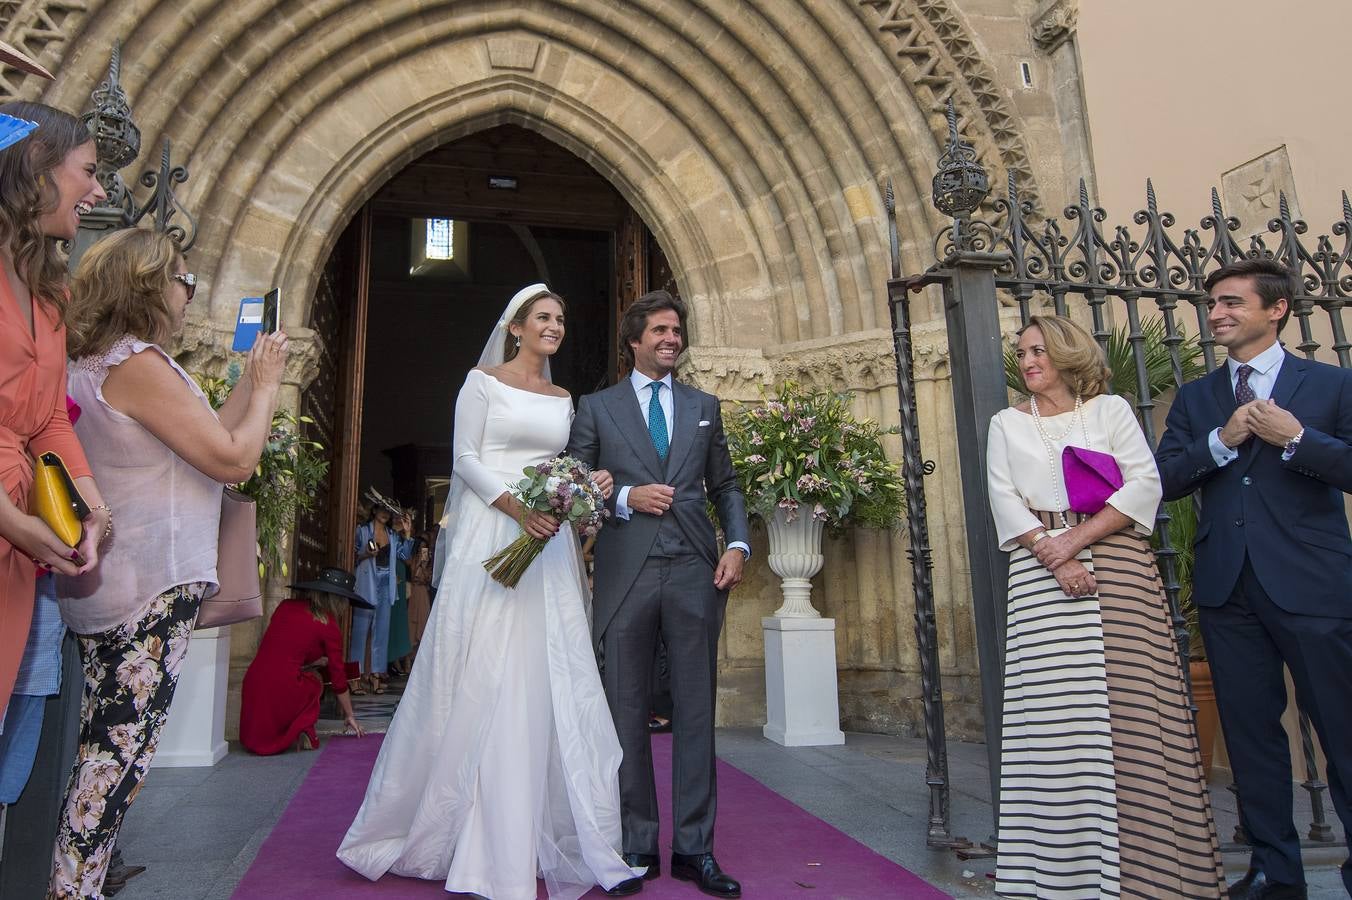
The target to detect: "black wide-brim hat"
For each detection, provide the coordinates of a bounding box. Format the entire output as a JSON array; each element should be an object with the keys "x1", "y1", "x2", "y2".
[{"x1": 290, "y1": 566, "x2": 374, "y2": 609}]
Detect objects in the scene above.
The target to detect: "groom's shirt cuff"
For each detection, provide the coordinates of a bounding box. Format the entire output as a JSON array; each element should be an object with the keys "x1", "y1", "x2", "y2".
[
  {"x1": 728, "y1": 541, "x2": 750, "y2": 559},
  {"x1": 614, "y1": 486, "x2": 633, "y2": 520}
]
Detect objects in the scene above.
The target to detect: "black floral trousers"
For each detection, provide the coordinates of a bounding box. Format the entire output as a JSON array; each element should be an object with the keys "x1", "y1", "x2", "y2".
[{"x1": 48, "y1": 583, "x2": 203, "y2": 900}]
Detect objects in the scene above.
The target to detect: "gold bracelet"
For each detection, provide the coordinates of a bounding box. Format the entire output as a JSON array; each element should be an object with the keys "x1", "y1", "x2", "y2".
[{"x1": 90, "y1": 504, "x2": 113, "y2": 542}]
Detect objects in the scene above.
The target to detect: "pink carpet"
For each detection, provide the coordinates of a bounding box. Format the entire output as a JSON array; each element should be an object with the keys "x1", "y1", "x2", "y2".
[{"x1": 232, "y1": 734, "x2": 948, "y2": 899}]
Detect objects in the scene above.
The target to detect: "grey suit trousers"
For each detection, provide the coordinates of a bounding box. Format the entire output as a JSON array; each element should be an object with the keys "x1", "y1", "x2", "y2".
[{"x1": 600, "y1": 552, "x2": 724, "y2": 856}]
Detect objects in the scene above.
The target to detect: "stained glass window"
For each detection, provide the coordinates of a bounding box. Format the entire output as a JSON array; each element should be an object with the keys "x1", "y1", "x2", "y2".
[{"x1": 426, "y1": 218, "x2": 454, "y2": 260}]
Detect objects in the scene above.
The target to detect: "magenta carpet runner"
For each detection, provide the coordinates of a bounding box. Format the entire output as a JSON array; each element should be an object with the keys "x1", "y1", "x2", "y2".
[{"x1": 232, "y1": 734, "x2": 948, "y2": 899}]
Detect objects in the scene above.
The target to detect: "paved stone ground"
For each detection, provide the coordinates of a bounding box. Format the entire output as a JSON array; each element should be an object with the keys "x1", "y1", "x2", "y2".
[{"x1": 110, "y1": 679, "x2": 1347, "y2": 899}]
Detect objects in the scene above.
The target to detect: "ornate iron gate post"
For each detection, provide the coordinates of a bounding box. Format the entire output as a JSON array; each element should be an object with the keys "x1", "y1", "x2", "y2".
[
  {"x1": 897, "y1": 102, "x2": 1013, "y2": 842},
  {"x1": 884, "y1": 181, "x2": 966, "y2": 849},
  {"x1": 896, "y1": 99, "x2": 1347, "y2": 859}
]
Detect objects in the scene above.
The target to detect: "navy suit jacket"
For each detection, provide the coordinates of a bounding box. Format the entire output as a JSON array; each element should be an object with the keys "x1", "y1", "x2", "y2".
[{"x1": 1155, "y1": 351, "x2": 1352, "y2": 616}]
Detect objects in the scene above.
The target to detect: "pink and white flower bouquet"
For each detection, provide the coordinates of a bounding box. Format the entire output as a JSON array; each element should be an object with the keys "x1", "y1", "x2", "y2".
[
  {"x1": 483, "y1": 455, "x2": 609, "y2": 587},
  {"x1": 725, "y1": 381, "x2": 904, "y2": 532}
]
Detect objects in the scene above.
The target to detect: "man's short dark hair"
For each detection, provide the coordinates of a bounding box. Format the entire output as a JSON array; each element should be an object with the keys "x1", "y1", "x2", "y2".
[
  {"x1": 1203, "y1": 257, "x2": 1299, "y2": 334},
  {"x1": 619, "y1": 290, "x2": 688, "y2": 367}
]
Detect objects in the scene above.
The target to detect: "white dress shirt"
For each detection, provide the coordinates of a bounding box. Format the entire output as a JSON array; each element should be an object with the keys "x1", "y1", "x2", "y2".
[
  {"x1": 1207, "y1": 339, "x2": 1289, "y2": 466},
  {"x1": 615, "y1": 369, "x2": 750, "y2": 558}
]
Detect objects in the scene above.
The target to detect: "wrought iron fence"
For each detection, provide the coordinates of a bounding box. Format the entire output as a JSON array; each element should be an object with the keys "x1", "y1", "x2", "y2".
[{"x1": 885, "y1": 99, "x2": 1348, "y2": 854}]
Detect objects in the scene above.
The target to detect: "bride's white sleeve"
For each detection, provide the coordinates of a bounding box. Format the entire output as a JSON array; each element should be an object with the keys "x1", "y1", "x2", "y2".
[{"x1": 453, "y1": 370, "x2": 511, "y2": 505}]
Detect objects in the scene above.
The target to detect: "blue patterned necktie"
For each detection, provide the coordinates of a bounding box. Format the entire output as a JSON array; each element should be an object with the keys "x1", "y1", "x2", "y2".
[
  {"x1": 1235, "y1": 364, "x2": 1255, "y2": 405},
  {"x1": 647, "y1": 381, "x2": 669, "y2": 460}
]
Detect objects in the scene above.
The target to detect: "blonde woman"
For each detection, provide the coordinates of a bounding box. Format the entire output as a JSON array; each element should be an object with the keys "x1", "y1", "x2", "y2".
[
  {"x1": 985, "y1": 315, "x2": 1223, "y2": 898},
  {"x1": 53, "y1": 228, "x2": 289, "y2": 898}
]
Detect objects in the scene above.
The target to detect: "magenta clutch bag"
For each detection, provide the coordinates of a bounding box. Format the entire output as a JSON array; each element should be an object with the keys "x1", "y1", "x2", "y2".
[{"x1": 1062, "y1": 445, "x2": 1123, "y2": 515}]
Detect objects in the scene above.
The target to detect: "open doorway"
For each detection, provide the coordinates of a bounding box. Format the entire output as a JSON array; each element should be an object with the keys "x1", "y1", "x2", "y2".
[{"x1": 294, "y1": 125, "x2": 672, "y2": 578}]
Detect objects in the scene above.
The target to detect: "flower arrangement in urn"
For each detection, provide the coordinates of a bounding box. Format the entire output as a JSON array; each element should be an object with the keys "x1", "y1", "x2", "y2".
[{"x1": 725, "y1": 381, "x2": 905, "y2": 532}]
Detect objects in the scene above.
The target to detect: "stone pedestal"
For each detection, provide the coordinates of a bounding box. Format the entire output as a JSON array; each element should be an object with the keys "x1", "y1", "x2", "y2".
[
  {"x1": 761, "y1": 616, "x2": 845, "y2": 746},
  {"x1": 153, "y1": 626, "x2": 231, "y2": 768}
]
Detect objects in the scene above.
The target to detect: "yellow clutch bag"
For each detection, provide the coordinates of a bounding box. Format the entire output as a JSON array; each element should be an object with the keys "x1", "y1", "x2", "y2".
[{"x1": 31, "y1": 451, "x2": 90, "y2": 547}]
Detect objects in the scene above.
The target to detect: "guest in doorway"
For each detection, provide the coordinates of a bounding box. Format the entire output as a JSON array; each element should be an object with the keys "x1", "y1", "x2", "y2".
[
  {"x1": 54, "y1": 227, "x2": 289, "y2": 898},
  {"x1": 385, "y1": 510, "x2": 415, "y2": 677},
  {"x1": 240, "y1": 567, "x2": 368, "y2": 755},
  {"x1": 405, "y1": 527, "x2": 434, "y2": 653},
  {"x1": 349, "y1": 503, "x2": 413, "y2": 694},
  {"x1": 985, "y1": 314, "x2": 1222, "y2": 898}
]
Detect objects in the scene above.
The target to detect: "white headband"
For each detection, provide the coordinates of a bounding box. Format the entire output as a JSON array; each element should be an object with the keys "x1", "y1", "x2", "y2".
[{"x1": 497, "y1": 283, "x2": 551, "y2": 330}]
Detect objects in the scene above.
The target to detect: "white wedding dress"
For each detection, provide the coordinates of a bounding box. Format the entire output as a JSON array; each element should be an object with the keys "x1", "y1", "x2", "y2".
[{"x1": 338, "y1": 369, "x2": 639, "y2": 899}]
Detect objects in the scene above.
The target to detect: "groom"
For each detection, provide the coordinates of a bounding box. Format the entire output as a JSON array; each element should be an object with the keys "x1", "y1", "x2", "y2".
[{"x1": 569, "y1": 290, "x2": 750, "y2": 898}]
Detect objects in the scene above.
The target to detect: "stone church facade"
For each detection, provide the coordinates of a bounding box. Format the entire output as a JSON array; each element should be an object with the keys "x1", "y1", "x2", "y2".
[{"x1": 2, "y1": 0, "x2": 1093, "y2": 738}]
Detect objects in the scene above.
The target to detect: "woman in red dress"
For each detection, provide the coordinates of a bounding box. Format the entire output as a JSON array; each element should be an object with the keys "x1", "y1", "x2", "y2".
[{"x1": 240, "y1": 567, "x2": 369, "y2": 754}]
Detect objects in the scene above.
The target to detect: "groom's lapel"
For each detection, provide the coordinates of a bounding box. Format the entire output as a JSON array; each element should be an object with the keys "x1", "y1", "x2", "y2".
[
  {"x1": 601, "y1": 384, "x2": 665, "y2": 482},
  {"x1": 663, "y1": 381, "x2": 700, "y2": 480}
]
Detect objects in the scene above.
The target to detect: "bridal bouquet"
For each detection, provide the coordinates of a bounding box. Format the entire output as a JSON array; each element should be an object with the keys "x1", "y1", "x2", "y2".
[{"x1": 483, "y1": 455, "x2": 609, "y2": 587}]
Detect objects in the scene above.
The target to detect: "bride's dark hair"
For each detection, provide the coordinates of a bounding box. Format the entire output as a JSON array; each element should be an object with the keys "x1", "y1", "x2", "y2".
[{"x1": 502, "y1": 290, "x2": 566, "y2": 362}]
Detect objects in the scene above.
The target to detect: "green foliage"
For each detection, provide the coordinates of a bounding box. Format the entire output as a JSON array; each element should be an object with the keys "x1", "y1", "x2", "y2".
[
  {"x1": 724, "y1": 381, "x2": 905, "y2": 532},
  {"x1": 192, "y1": 363, "x2": 329, "y2": 579},
  {"x1": 1154, "y1": 497, "x2": 1203, "y2": 660},
  {"x1": 1005, "y1": 318, "x2": 1205, "y2": 400}
]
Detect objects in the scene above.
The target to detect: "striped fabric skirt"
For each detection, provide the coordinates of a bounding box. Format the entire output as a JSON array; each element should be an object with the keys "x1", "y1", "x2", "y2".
[{"x1": 996, "y1": 512, "x2": 1224, "y2": 900}]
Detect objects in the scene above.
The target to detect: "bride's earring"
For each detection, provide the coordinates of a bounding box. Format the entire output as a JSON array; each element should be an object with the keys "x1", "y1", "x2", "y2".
[{"x1": 514, "y1": 336, "x2": 521, "y2": 349}]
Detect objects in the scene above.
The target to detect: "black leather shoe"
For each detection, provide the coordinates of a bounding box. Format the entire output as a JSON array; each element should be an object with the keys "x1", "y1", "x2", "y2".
[
  {"x1": 622, "y1": 852, "x2": 660, "y2": 880},
  {"x1": 1228, "y1": 869, "x2": 1262, "y2": 898},
  {"x1": 670, "y1": 853, "x2": 740, "y2": 898}
]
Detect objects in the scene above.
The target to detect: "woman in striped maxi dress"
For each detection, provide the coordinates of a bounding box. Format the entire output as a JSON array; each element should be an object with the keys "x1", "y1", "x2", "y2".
[{"x1": 986, "y1": 315, "x2": 1223, "y2": 899}]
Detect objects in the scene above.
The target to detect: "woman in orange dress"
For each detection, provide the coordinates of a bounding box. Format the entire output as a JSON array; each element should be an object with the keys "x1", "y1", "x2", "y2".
[{"x1": 0, "y1": 101, "x2": 111, "y2": 718}]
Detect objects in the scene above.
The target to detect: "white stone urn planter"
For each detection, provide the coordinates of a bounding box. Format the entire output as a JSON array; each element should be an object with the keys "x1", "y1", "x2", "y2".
[
  {"x1": 765, "y1": 506, "x2": 826, "y2": 618},
  {"x1": 761, "y1": 506, "x2": 844, "y2": 746}
]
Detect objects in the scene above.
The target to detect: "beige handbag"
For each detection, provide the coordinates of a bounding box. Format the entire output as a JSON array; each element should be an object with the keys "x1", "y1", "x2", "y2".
[{"x1": 197, "y1": 487, "x2": 263, "y2": 630}]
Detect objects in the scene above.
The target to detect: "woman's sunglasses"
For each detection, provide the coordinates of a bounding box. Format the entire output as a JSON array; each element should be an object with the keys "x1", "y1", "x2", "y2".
[{"x1": 171, "y1": 272, "x2": 197, "y2": 300}]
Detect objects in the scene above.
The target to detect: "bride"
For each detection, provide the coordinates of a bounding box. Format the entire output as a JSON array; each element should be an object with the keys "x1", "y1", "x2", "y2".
[{"x1": 338, "y1": 285, "x2": 644, "y2": 899}]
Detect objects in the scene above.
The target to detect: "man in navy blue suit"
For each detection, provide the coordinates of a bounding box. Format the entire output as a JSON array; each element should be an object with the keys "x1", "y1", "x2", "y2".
[{"x1": 1157, "y1": 258, "x2": 1352, "y2": 900}]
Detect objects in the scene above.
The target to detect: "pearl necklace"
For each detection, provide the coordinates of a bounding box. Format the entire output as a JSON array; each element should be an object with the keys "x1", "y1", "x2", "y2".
[{"x1": 1028, "y1": 394, "x2": 1089, "y2": 530}]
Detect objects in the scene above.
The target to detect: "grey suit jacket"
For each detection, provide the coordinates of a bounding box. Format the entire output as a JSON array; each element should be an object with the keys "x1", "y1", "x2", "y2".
[{"x1": 567, "y1": 378, "x2": 750, "y2": 641}]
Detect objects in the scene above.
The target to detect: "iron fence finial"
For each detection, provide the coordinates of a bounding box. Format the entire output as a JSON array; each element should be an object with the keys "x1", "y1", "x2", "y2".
[
  {"x1": 932, "y1": 97, "x2": 989, "y2": 220},
  {"x1": 1146, "y1": 178, "x2": 1158, "y2": 214},
  {"x1": 1211, "y1": 187, "x2": 1224, "y2": 221},
  {"x1": 885, "y1": 178, "x2": 900, "y2": 280},
  {"x1": 81, "y1": 40, "x2": 141, "y2": 216},
  {"x1": 1343, "y1": 190, "x2": 1352, "y2": 222}
]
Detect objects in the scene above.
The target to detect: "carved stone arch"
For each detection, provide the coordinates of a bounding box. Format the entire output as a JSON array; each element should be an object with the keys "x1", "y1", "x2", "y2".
[{"x1": 11, "y1": 0, "x2": 1051, "y2": 351}]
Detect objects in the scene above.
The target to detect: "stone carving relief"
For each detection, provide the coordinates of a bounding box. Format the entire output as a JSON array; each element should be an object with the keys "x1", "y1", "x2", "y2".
[
  {"x1": 1221, "y1": 145, "x2": 1301, "y2": 242},
  {"x1": 0, "y1": 0, "x2": 91, "y2": 101},
  {"x1": 857, "y1": 0, "x2": 1045, "y2": 216},
  {"x1": 683, "y1": 327, "x2": 952, "y2": 402},
  {"x1": 1031, "y1": 0, "x2": 1078, "y2": 52},
  {"x1": 172, "y1": 317, "x2": 321, "y2": 392},
  {"x1": 485, "y1": 37, "x2": 542, "y2": 72}
]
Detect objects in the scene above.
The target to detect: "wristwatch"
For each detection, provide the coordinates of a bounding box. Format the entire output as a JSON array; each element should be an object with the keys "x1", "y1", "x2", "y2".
[{"x1": 1284, "y1": 428, "x2": 1305, "y2": 457}]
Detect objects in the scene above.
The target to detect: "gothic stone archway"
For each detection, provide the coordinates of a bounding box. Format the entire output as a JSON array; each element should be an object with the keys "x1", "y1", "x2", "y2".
[{"x1": 11, "y1": 1, "x2": 1091, "y2": 734}]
